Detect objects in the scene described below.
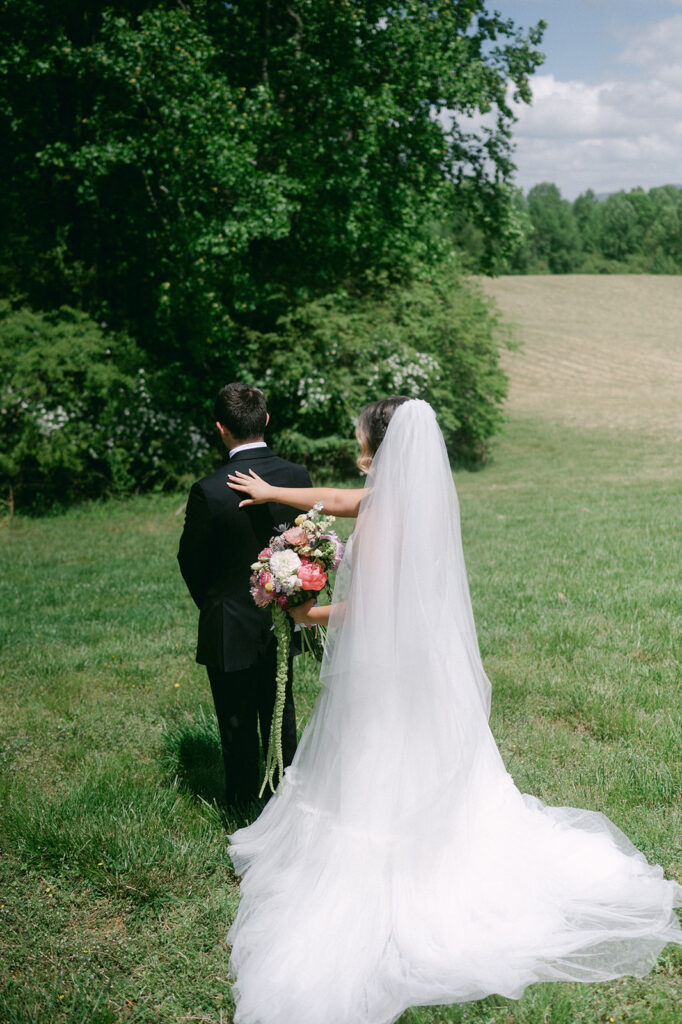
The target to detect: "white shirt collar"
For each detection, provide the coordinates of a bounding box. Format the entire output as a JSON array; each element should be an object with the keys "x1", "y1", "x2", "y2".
[{"x1": 229, "y1": 441, "x2": 268, "y2": 458}]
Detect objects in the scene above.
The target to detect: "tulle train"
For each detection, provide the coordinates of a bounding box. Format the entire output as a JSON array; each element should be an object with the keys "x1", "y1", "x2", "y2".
[
  {"x1": 229, "y1": 722, "x2": 681, "y2": 1024},
  {"x1": 228, "y1": 402, "x2": 681, "y2": 1024}
]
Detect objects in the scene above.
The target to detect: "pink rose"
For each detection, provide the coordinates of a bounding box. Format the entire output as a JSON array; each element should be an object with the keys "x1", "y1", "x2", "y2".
[
  {"x1": 258, "y1": 547, "x2": 272, "y2": 559},
  {"x1": 297, "y1": 561, "x2": 328, "y2": 592},
  {"x1": 282, "y1": 526, "x2": 309, "y2": 546},
  {"x1": 259, "y1": 571, "x2": 272, "y2": 587}
]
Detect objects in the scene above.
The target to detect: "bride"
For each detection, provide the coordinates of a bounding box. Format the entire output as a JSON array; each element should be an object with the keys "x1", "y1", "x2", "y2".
[{"x1": 226, "y1": 397, "x2": 681, "y2": 1024}]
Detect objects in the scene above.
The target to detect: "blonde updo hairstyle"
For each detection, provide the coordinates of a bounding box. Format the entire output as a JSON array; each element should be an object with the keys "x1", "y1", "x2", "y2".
[{"x1": 355, "y1": 396, "x2": 411, "y2": 473}]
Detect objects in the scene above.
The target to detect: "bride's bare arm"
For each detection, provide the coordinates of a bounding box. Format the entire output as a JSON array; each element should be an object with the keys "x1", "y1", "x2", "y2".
[
  {"x1": 227, "y1": 469, "x2": 364, "y2": 518},
  {"x1": 289, "y1": 600, "x2": 332, "y2": 627},
  {"x1": 289, "y1": 599, "x2": 347, "y2": 628}
]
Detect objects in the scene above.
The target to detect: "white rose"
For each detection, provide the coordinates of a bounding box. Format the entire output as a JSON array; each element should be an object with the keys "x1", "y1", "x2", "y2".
[{"x1": 269, "y1": 549, "x2": 302, "y2": 580}]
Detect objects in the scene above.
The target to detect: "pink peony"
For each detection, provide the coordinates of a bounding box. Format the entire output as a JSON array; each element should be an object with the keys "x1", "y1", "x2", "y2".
[
  {"x1": 258, "y1": 547, "x2": 272, "y2": 559},
  {"x1": 281, "y1": 526, "x2": 310, "y2": 546},
  {"x1": 259, "y1": 570, "x2": 273, "y2": 587},
  {"x1": 297, "y1": 561, "x2": 328, "y2": 592}
]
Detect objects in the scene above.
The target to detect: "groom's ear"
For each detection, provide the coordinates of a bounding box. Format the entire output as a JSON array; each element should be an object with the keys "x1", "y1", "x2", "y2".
[{"x1": 265, "y1": 413, "x2": 270, "y2": 428}]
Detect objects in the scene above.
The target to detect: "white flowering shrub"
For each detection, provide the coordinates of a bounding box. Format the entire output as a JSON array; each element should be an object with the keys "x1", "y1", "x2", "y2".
[
  {"x1": 247, "y1": 262, "x2": 508, "y2": 474},
  {"x1": 365, "y1": 348, "x2": 441, "y2": 395},
  {"x1": 0, "y1": 304, "x2": 210, "y2": 512}
]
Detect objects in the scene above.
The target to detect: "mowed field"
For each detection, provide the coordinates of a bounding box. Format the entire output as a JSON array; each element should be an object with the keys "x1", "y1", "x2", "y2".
[
  {"x1": 480, "y1": 274, "x2": 682, "y2": 445},
  {"x1": 1, "y1": 276, "x2": 680, "y2": 1024}
]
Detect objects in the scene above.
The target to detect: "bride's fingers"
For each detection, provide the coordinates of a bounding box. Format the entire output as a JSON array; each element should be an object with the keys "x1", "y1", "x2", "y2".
[
  {"x1": 227, "y1": 469, "x2": 265, "y2": 487},
  {"x1": 227, "y1": 468, "x2": 268, "y2": 504},
  {"x1": 229, "y1": 469, "x2": 262, "y2": 479}
]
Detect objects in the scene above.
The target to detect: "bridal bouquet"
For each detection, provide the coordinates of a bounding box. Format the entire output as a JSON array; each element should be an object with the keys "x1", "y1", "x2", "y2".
[{"x1": 250, "y1": 503, "x2": 344, "y2": 794}]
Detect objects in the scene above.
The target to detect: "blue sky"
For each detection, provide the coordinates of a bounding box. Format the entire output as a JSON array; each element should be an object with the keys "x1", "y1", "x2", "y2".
[{"x1": 486, "y1": 1, "x2": 682, "y2": 197}]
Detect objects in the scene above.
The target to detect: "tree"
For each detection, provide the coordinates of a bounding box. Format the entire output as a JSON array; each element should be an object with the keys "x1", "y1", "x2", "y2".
[
  {"x1": 597, "y1": 193, "x2": 642, "y2": 263},
  {"x1": 645, "y1": 186, "x2": 682, "y2": 271},
  {"x1": 1, "y1": 4, "x2": 299, "y2": 388},
  {"x1": 527, "y1": 183, "x2": 581, "y2": 273},
  {"x1": 1, "y1": 3, "x2": 545, "y2": 335},
  {"x1": 1, "y1": 3, "x2": 547, "y2": 508},
  {"x1": 439, "y1": 182, "x2": 535, "y2": 274},
  {"x1": 572, "y1": 189, "x2": 600, "y2": 255},
  {"x1": 477, "y1": 183, "x2": 682, "y2": 276}
]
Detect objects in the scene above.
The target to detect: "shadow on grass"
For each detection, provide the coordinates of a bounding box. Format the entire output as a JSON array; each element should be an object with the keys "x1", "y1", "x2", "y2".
[
  {"x1": 160, "y1": 708, "x2": 266, "y2": 831},
  {"x1": 160, "y1": 707, "x2": 225, "y2": 805}
]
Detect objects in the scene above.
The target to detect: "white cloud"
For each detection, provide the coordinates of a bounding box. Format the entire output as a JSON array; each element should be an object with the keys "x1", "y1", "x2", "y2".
[
  {"x1": 505, "y1": 15, "x2": 682, "y2": 196},
  {"x1": 617, "y1": 14, "x2": 682, "y2": 67}
]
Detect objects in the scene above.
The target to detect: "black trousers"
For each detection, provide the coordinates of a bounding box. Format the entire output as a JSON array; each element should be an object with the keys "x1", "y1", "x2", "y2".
[{"x1": 207, "y1": 637, "x2": 297, "y2": 807}]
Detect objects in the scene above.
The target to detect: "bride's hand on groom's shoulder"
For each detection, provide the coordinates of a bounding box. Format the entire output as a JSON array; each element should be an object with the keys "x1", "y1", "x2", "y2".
[{"x1": 227, "y1": 469, "x2": 272, "y2": 506}]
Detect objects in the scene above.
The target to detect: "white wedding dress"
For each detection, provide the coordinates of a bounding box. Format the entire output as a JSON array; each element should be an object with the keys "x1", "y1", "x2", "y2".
[{"x1": 228, "y1": 400, "x2": 681, "y2": 1024}]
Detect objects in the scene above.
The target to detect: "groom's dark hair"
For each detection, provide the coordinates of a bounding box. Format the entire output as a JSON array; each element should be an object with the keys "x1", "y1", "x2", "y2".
[{"x1": 215, "y1": 383, "x2": 268, "y2": 440}]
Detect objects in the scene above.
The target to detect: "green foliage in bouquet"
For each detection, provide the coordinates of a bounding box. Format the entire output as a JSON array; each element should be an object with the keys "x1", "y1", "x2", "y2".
[
  {"x1": 0, "y1": 305, "x2": 210, "y2": 513},
  {"x1": 247, "y1": 262, "x2": 510, "y2": 475}
]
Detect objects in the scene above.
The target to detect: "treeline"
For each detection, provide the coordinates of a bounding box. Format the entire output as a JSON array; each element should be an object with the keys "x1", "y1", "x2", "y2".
[
  {"x1": 457, "y1": 182, "x2": 682, "y2": 275},
  {"x1": 0, "y1": 1, "x2": 546, "y2": 512}
]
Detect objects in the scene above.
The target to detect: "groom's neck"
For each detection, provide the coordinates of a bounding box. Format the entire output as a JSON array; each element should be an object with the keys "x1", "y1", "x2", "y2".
[{"x1": 228, "y1": 436, "x2": 264, "y2": 453}]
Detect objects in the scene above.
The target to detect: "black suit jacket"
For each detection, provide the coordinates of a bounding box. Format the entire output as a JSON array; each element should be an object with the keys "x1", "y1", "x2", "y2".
[{"x1": 177, "y1": 446, "x2": 312, "y2": 671}]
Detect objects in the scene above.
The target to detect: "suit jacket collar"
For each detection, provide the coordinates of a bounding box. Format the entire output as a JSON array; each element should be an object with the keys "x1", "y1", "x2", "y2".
[{"x1": 228, "y1": 445, "x2": 274, "y2": 464}]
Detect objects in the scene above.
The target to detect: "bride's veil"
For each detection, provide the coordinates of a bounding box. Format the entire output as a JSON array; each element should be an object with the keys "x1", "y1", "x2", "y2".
[
  {"x1": 288, "y1": 399, "x2": 495, "y2": 834},
  {"x1": 229, "y1": 400, "x2": 682, "y2": 1024}
]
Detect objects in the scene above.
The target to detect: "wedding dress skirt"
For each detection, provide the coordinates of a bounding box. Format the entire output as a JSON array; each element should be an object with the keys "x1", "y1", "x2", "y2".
[{"x1": 228, "y1": 402, "x2": 681, "y2": 1024}]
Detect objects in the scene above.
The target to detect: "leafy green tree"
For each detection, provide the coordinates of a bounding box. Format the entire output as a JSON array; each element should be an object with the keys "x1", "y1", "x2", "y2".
[
  {"x1": 1, "y1": 2, "x2": 546, "y2": 507},
  {"x1": 572, "y1": 189, "x2": 600, "y2": 255},
  {"x1": 623, "y1": 188, "x2": 654, "y2": 238},
  {"x1": 644, "y1": 186, "x2": 682, "y2": 271},
  {"x1": 571, "y1": 185, "x2": 682, "y2": 273},
  {"x1": 1, "y1": 2, "x2": 545, "y2": 335},
  {"x1": 487, "y1": 183, "x2": 682, "y2": 276},
  {"x1": 527, "y1": 183, "x2": 581, "y2": 273},
  {"x1": 1, "y1": 4, "x2": 299, "y2": 384},
  {"x1": 440, "y1": 183, "x2": 535, "y2": 274},
  {"x1": 597, "y1": 193, "x2": 642, "y2": 263},
  {"x1": 499, "y1": 187, "x2": 535, "y2": 272}
]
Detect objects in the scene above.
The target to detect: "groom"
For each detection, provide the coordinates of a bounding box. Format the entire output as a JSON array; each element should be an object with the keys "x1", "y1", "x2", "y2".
[{"x1": 177, "y1": 383, "x2": 312, "y2": 807}]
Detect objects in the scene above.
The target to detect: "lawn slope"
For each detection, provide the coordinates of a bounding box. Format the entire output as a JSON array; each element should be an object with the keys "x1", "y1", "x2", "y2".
[{"x1": 1, "y1": 275, "x2": 680, "y2": 1023}]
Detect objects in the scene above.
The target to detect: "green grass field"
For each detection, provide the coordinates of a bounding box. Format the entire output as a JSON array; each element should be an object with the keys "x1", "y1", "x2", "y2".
[{"x1": 1, "y1": 276, "x2": 680, "y2": 1023}]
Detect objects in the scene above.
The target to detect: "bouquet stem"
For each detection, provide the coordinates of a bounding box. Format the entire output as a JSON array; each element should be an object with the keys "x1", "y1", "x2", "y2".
[
  {"x1": 299, "y1": 622, "x2": 326, "y2": 660},
  {"x1": 260, "y1": 605, "x2": 290, "y2": 797}
]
